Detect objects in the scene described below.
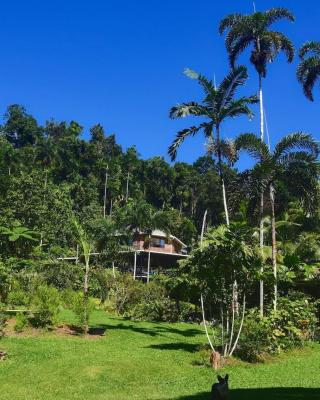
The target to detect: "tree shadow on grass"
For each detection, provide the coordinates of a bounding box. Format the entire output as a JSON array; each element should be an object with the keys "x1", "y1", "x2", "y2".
[
  {"x1": 99, "y1": 321, "x2": 200, "y2": 338},
  {"x1": 163, "y1": 387, "x2": 320, "y2": 400},
  {"x1": 147, "y1": 342, "x2": 199, "y2": 352}
]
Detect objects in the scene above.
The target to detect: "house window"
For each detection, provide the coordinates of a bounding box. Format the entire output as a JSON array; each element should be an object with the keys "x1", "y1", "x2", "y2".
[{"x1": 152, "y1": 238, "x2": 165, "y2": 248}]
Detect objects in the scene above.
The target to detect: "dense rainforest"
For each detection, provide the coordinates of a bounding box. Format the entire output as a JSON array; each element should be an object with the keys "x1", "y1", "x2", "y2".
[{"x1": 1, "y1": 104, "x2": 318, "y2": 256}]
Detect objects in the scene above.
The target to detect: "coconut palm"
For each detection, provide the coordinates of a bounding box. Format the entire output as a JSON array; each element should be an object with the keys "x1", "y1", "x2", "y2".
[
  {"x1": 168, "y1": 66, "x2": 258, "y2": 226},
  {"x1": 236, "y1": 132, "x2": 319, "y2": 311},
  {"x1": 297, "y1": 41, "x2": 320, "y2": 101},
  {"x1": 219, "y1": 7, "x2": 295, "y2": 314}
]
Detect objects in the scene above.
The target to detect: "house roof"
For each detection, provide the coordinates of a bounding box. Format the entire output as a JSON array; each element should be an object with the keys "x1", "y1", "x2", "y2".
[{"x1": 149, "y1": 230, "x2": 187, "y2": 249}]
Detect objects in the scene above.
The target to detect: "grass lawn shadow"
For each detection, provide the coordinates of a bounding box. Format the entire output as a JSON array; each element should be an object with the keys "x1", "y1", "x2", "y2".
[
  {"x1": 166, "y1": 387, "x2": 320, "y2": 400},
  {"x1": 147, "y1": 342, "x2": 199, "y2": 352},
  {"x1": 101, "y1": 320, "x2": 200, "y2": 338}
]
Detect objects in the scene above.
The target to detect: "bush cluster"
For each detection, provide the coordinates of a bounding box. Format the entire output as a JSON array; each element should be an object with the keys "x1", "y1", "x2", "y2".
[
  {"x1": 102, "y1": 271, "x2": 195, "y2": 322},
  {"x1": 237, "y1": 292, "x2": 319, "y2": 362}
]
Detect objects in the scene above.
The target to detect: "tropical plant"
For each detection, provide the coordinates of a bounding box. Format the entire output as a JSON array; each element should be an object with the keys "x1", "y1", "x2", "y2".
[
  {"x1": 168, "y1": 66, "x2": 258, "y2": 225},
  {"x1": 72, "y1": 218, "x2": 93, "y2": 333},
  {"x1": 219, "y1": 7, "x2": 295, "y2": 314},
  {"x1": 297, "y1": 41, "x2": 320, "y2": 101},
  {"x1": 236, "y1": 132, "x2": 319, "y2": 310},
  {"x1": 180, "y1": 224, "x2": 261, "y2": 360}
]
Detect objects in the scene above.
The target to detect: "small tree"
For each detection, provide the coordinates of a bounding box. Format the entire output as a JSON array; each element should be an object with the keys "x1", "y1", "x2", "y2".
[
  {"x1": 181, "y1": 224, "x2": 261, "y2": 363},
  {"x1": 72, "y1": 218, "x2": 92, "y2": 334}
]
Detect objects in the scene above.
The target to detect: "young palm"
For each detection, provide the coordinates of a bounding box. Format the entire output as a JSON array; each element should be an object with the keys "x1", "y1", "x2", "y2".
[
  {"x1": 219, "y1": 7, "x2": 295, "y2": 314},
  {"x1": 236, "y1": 132, "x2": 319, "y2": 311},
  {"x1": 297, "y1": 41, "x2": 320, "y2": 101},
  {"x1": 168, "y1": 66, "x2": 258, "y2": 225}
]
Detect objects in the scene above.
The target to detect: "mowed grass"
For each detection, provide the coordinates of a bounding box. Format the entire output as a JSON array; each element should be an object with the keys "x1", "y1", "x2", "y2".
[{"x1": 0, "y1": 309, "x2": 319, "y2": 400}]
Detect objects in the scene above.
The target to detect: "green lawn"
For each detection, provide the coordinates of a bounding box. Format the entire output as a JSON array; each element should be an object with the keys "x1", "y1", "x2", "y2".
[{"x1": 0, "y1": 310, "x2": 319, "y2": 399}]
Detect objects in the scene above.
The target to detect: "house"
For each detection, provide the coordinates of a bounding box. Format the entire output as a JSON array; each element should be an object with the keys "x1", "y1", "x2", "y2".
[{"x1": 122, "y1": 229, "x2": 188, "y2": 281}]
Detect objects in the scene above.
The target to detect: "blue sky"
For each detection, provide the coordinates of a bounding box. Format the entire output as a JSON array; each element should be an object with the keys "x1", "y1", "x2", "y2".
[{"x1": 1, "y1": 0, "x2": 319, "y2": 168}]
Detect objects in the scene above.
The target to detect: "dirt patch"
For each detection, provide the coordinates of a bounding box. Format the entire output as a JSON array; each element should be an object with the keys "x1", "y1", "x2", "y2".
[{"x1": 4, "y1": 319, "x2": 106, "y2": 340}]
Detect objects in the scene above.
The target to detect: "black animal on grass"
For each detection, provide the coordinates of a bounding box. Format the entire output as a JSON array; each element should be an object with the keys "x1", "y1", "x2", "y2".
[{"x1": 211, "y1": 374, "x2": 229, "y2": 400}]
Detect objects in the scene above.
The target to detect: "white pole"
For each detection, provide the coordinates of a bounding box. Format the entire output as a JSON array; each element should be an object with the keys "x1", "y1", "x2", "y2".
[
  {"x1": 112, "y1": 262, "x2": 116, "y2": 278},
  {"x1": 133, "y1": 251, "x2": 137, "y2": 279},
  {"x1": 147, "y1": 250, "x2": 151, "y2": 283}
]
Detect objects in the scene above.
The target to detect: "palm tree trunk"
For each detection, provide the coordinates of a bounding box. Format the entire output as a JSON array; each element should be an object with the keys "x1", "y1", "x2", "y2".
[
  {"x1": 259, "y1": 72, "x2": 265, "y2": 316},
  {"x1": 103, "y1": 167, "x2": 108, "y2": 218},
  {"x1": 269, "y1": 183, "x2": 277, "y2": 312},
  {"x1": 216, "y1": 127, "x2": 230, "y2": 226},
  {"x1": 83, "y1": 258, "x2": 90, "y2": 334}
]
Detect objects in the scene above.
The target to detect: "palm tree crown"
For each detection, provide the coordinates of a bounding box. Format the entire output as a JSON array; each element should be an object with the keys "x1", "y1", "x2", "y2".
[
  {"x1": 235, "y1": 132, "x2": 319, "y2": 207},
  {"x1": 297, "y1": 41, "x2": 320, "y2": 101},
  {"x1": 219, "y1": 7, "x2": 295, "y2": 76},
  {"x1": 168, "y1": 66, "x2": 258, "y2": 161}
]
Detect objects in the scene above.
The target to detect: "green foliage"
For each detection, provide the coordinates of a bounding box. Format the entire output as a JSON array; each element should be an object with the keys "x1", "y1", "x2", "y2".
[
  {"x1": 7, "y1": 287, "x2": 30, "y2": 307},
  {"x1": 238, "y1": 292, "x2": 319, "y2": 362},
  {"x1": 14, "y1": 313, "x2": 29, "y2": 333},
  {"x1": 35, "y1": 259, "x2": 83, "y2": 291},
  {"x1": 30, "y1": 285, "x2": 61, "y2": 328},
  {"x1": 0, "y1": 303, "x2": 7, "y2": 338},
  {"x1": 70, "y1": 291, "x2": 95, "y2": 332}
]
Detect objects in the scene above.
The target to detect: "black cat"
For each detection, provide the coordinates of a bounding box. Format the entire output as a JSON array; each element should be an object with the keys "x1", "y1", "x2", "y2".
[{"x1": 211, "y1": 374, "x2": 229, "y2": 400}]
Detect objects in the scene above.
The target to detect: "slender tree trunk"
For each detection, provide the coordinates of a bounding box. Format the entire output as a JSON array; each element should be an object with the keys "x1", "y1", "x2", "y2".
[
  {"x1": 40, "y1": 168, "x2": 48, "y2": 247},
  {"x1": 83, "y1": 258, "x2": 90, "y2": 334},
  {"x1": 103, "y1": 167, "x2": 108, "y2": 218},
  {"x1": 269, "y1": 183, "x2": 277, "y2": 311},
  {"x1": 147, "y1": 234, "x2": 151, "y2": 283},
  {"x1": 125, "y1": 172, "x2": 129, "y2": 202},
  {"x1": 259, "y1": 72, "x2": 265, "y2": 316},
  {"x1": 216, "y1": 126, "x2": 230, "y2": 226}
]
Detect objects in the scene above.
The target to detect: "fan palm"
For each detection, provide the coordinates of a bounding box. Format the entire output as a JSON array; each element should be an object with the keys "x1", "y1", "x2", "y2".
[
  {"x1": 168, "y1": 66, "x2": 258, "y2": 225},
  {"x1": 219, "y1": 7, "x2": 295, "y2": 314},
  {"x1": 297, "y1": 41, "x2": 320, "y2": 101},
  {"x1": 236, "y1": 132, "x2": 319, "y2": 310}
]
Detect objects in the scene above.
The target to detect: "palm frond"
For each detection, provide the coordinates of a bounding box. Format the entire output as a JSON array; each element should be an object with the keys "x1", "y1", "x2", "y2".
[
  {"x1": 168, "y1": 123, "x2": 213, "y2": 161},
  {"x1": 265, "y1": 31, "x2": 295, "y2": 63},
  {"x1": 296, "y1": 57, "x2": 320, "y2": 101},
  {"x1": 216, "y1": 65, "x2": 248, "y2": 110},
  {"x1": 274, "y1": 132, "x2": 320, "y2": 159},
  {"x1": 299, "y1": 41, "x2": 320, "y2": 59},
  {"x1": 219, "y1": 13, "x2": 243, "y2": 35},
  {"x1": 278, "y1": 151, "x2": 317, "y2": 167},
  {"x1": 207, "y1": 137, "x2": 239, "y2": 165},
  {"x1": 235, "y1": 133, "x2": 270, "y2": 161},
  {"x1": 265, "y1": 7, "x2": 295, "y2": 26},
  {"x1": 184, "y1": 68, "x2": 216, "y2": 98},
  {"x1": 169, "y1": 102, "x2": 209, "y2": 119},
  {"x1": 221, "y1": 97, "x2": 258, "y2": 120}
]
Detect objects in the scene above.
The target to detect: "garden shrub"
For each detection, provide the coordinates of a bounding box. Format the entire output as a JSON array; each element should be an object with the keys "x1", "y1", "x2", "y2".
[
  {"x1": 0, "y1": 303, "x2": 7, "y2": 338},
  {"x1": 126, "y1": 281, "x2": 196, "y2": 322},
  {"x1": 106, "y1": 272, "x2": 143, "y2": 315},
  {"x1": 30, "y1": 284, "x2": 61, "y2": 328},
  {"x1": 269, "y1": 291, "x2": 319, "y2": 347},
  {"x1": 237, "y1": 292, "x2": 319, "y2": 362},
  {"x1": 7, "y1": 286, "x2": 30, "y2": 307},
  {"x1": 237, "y1": 309, "x2": 274, "y2": 362},
  {"x1": 71, "y1": 291, "x2": 95, "y2": 332},
  {"x1": 14, "y1": 313, "x2": 28, "y2": 332}
]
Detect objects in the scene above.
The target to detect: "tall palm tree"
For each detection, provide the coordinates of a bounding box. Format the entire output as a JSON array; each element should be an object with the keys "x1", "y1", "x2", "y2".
[
  {"x1": 297, "y1": 41, "x2": 320, "y2": 101},
  {"x1": 236, "y1": 132, "x2": 319, "y2": 311},
  {"x1": 168, "y1": 66, "x2": 258, "y2": 226},
  {"x1": 219, "y1": 7, "x2": 295, "y2": 314}
]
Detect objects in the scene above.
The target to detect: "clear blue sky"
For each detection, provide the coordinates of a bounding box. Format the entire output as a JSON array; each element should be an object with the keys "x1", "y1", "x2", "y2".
[{"x1": 1, "y1": 0, "x2": 319, "y2": 168}]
